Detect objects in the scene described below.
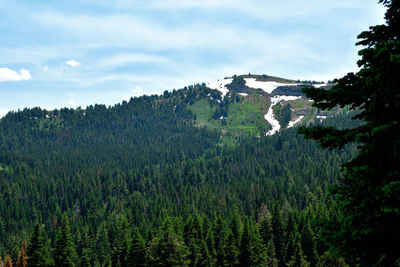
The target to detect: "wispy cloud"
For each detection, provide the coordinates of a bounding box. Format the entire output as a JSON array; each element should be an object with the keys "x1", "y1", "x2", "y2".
[
  {"x1": 0, "y1": 0, "x2": 386, "y2": 116},
  {"x1": 0, "y1": 68, "x2": 31, "y2": 82}
]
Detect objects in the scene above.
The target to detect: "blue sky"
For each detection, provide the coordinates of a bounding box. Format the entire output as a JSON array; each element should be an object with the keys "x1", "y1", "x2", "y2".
[{"x1": 0, "y1": 0, "x2": 386, "y2": 117}]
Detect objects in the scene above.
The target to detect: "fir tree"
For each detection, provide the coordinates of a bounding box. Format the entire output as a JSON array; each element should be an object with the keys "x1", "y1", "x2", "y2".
[
  {"x1": 16, "y1": 243, "x2": 27, "y2": 267},
  {"x1": 95, "y1": 223, "x2": 111, "y2": 266},
  {"x1": 27, "y1": 223, "x2": 51, "y2": 267},
  {"x1": 79, "y1": 249, "x2": 91, "y2": 267},
  {"x1": 265, "y1": 240, "x2": 278, "y2": 267},
  {"x1": 298, "y1": 1, "x2": 400, "y2": 265},
  {"x1": 224, "y1": 231, "x2": 240, "y2": 266},
  {"x1": 149, "y1": 218, "x2": 190, "y2": 266},
  {"x1": 271, "y1": 205, "x2": 284, "y2": 266},
  {"x1": 198, "y1": 240, "x2": 213, "y2": 267},
  {"x1": 54, "y1": 213, "x2": 77, "y2": 267},
  {"x1": 126, "y1": 227, "x2": 147, "y2": 267},
  {"x1": 300, "y1": 223, "x2": 318, "y2": 266},
  {"x1": 286, "y1": 242, "x2": 309, "y2": 267},
  {"x1": 4, "y1": 255, "x2": 12, "y2": 267}
]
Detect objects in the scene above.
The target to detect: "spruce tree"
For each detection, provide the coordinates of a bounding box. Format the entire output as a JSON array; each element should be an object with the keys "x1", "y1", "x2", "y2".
[
  {"x1": 27, "y1": 223, "x2": 51, "y2": 267},
  {"x1": 148, "y1": 217, "x2": 190, "y2": 266},
  {"x1": 286, "y1": 242, "x2": 309, "y2": 267},
  {"x1": 16, "y1": 243, "x2": 27, "y2": 267},
  {"x1": 79, "y1": 249, "x2": 91, "y2": 267},
  {"x1": 265, "y1": 240, "x2": 278, "y2": 267},
  {"x1": 298, "y1": 0, "x2": 400, "y2": 265},
  {"x1": 300, "y1": 223, "x2": 318, "y2": 266},
  {"x1": 4, "y1": 255, "x2": 12, "y2": 267},
  {"x1": 126, "y1": 227, "x2": 147, "y2": 267},
  {"x1": 54, "y1": 213, "x2": 77, "y2": 267}
]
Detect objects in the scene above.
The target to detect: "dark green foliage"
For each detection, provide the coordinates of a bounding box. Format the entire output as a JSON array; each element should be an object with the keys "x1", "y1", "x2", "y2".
[
  {"x1": 54, "y1": 213, "x2": 77, "y2": 267},
  {"x1": 0, "y1": 80, "x2": 358, "y2": 265},
  {"x1": 127, "y1": 228, "x2": 147, "y2": 267},
  {"x1": 148, "y1": 218, "x2": 190, "y2": 266},
  {"x1": 273, "y1": 104, "x2": 292, "y2": 128},
  {"x1": 79, "y1": 249, "x2": 91, "y2": 267},
  {"x1": 286, "y1": 242, "x2": 309, "y2": 267},
  {"x1": 27, "y1": 223, "x2": 51, "y2": 267},
  {"x1": 298, "y1": 1, "x2": 400, "y2": 265},
  {"x1": 265, "y1": 240, "x2": 278, "y2": 267}
]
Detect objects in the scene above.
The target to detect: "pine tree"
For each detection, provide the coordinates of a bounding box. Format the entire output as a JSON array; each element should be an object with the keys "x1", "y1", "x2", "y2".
[
  {"x1": 54, "y1": 212, "x2": 77, "y2": 267},
  {"x1": 300, "y1": 223, "x2": 318, "y2": 266},
  {"x1": 249, "y1": 225, "x2": 266, "y2": 266},
  {"x1": 198, "y1": 240, "x2": 213, "y2": 267},
  {"x1": 265, "y1": 240, "x2": 278, "y2": 267},
  {"x1": 79, "y1": 249, "x2": 91, "y2": 267},
  {"x1": 318, "y1": 251, "x2": 348, "y2": 267},
  {"x1": 271, "y1": 205, "x2": 284, "y2": 266},
  {"x1": 95, "y1": 223, "x2": 110, "y2": 266},
  {"x1": 213, "y1": 216, "x2": 227, "y2": 266},
  {"x1": 4, "y1": 255, "x2": 12, "y2": 267},
  {"x1": 298, "y1": 1, "x2": 400, "y2": 265},
  {"x1": 239, "y1": 217, "x2": 252, "y2": 266},
  {"x1": 126, "y1": 227, "x2": 147, "y2": 267},
  {"x1": 16, "y1": 243, "x2": 27, "y2": 267},
  {"x1": 286, "y1": 242, "x2": 309, "y2": 267},
  {"x1": 27, "y1": 223, "x2": 51, "y2": 267},
  {"x1": 224, "y1": 231, "x2": 240, "y2": 266},
  {"x1": 148, "y1": 217, "x2": 190, "y2": 266}
]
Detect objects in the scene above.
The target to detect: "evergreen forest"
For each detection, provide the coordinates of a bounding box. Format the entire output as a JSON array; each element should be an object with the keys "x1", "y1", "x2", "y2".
[{"x1": 0, "y1": 85, "x2": 358, "y2": 266}]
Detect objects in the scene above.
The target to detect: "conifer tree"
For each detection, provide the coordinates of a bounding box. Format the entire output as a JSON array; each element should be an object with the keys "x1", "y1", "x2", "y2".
[
  {"x1": 16, "y1": 243, "x2": 27, "y2": 267},
  {"x1": 27, "y1": 223, "x2": 51, "y2": 267},
  {"x1": 318, "y1": 251, "x2": 348, "y2": 267},
  {"x1": 300, "y1": 223, "x2": 318, "y2": 266},
  {"x1": 148, "y1": 217, "x2": 190, "y2": 266},
  {"x1": 54, "y1": 212, "x2": 77, "y2": 267},
  {"x1": 4, "y1": 255, "x2": 12, "y2": 267},
  {"x1": 239, "y1": 217, "x2": 251, "y2": 266},
  {"x1": 265, "y1": 240, "x2": 278, "y2": 267},
  {"x1": 271, "y1": 205, "x2": 284, "y2": 266},
  {"x1": 298, "y1": 1, "x2": 400, "y2": 265},
  {"x1": 126, "y1": 227, "x2": 147, "y2": 267},
  {"x1": 249, "y1": 225, "x2": 266, "y2": 266},
  {"x1": 286, "y1": 242, "x2": 309, "y2": 267},
  {"x1": 95, "y1": 223, "x2": 110, "y2": 266},
  {"x1": 198, "y1": 240, "x2": 213, "y2": 267},
  {"x1": 79, "y1": 249, "x2": 91, "y2": 267},
  {"x1": 224, "y1": 231, "x2": 240, "y2": 266},
  {"x1": 213, "y1": 216, "x2": 228, "y2": 266}
]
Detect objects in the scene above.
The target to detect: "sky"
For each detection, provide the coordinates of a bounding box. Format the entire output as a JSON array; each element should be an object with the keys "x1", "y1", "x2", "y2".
[{"x1": 0, "y1": 0, "x2": 386, "y2": 117}]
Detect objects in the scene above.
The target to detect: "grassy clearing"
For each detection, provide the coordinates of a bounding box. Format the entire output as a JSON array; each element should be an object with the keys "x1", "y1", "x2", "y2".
[{"x1": 189, "y1": 93, "x2": 270, "y2": 140}]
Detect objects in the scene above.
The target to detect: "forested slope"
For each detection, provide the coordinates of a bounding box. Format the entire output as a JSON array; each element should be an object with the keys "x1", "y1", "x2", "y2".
[{"x1": 0, "y1": 84, "x2": 358, "y2": 266}]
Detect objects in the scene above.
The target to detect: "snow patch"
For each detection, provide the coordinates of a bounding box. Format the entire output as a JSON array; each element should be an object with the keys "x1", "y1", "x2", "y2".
[
  {"x1": 206, "y1": 79, "x2": 232, "y2": 97},
  {"x1": 287, "y1": 116, "x2": 304, "y2": 128},
  {"x1": 238, "y1": 93, "x2": 248, "y2": 96},
  {"x1": 313, "y1": 83, "x2": 327, "y2": 88},
  {"x1": 265, "y1": 95, "x2": 302, "y2": 136},
  {"x1": 244, "y1": 78, "x2": 297, "y2": 94}
]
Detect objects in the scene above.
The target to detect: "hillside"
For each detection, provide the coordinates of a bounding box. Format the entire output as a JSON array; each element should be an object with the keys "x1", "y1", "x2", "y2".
[{"x1": 0, "y1": 76, "x2": 357, "y2": 266}]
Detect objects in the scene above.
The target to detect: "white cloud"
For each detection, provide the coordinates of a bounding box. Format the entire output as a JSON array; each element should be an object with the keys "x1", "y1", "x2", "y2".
[
  {"x1": 0, "y1": 68, "x2": 31, "y2": 82},
  {"x1": 43, "y1": 65, "x2": 48, "y2": 71},
  {"x1": 65, "y1": 60, "x2": 81, "y2": 67}
]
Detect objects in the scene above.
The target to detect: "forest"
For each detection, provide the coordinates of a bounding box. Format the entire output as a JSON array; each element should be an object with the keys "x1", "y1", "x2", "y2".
[{"x1": 0, "y1": 84, "x2": 358, "y2": 266}]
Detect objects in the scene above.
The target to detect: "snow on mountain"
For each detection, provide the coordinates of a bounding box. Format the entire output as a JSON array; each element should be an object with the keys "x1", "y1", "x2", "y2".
[
  {"x1": 265, "y1": 95, "x2": 302, "y2": 136},
  {"x1": 287, "y1": 116, "x2": 304, "y2": 128},
  {"x1": 206, "y1": 79, "x2": 233, "y2": 97},
  {"x1": 244, "y1": 78, "x2": 297, "y2": 94}
]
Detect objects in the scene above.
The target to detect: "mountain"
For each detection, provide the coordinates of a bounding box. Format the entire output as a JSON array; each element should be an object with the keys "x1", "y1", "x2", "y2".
[
  {"x1": 197, "y1": 74, "x2": 338, "y2": 138},
  {"x1": 0, "y1": 74, "x2": 355, "y2": 266}
]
